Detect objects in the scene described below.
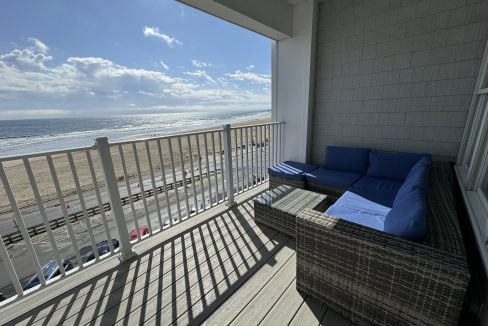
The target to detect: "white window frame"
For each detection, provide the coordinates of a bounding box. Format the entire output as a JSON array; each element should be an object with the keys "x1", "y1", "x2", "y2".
[{"x1": 456, "y1": 39, "x2": 488, "y2": 273}]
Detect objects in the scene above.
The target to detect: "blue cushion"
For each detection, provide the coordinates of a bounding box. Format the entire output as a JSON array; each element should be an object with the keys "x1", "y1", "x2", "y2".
[
  {"x1": 384, "y1": 188, "x2": 428, "y2": 241},
  {"x1": 349, "y1": 176, "x2": 403, "y2": 207},
  {"x1": 268, "y1": 161, "x2": 319, "y2": 181},
  {"x1": 324, "y1": 146, "x2": 370, "y2": 174},
  {"x1": 395, "y1": 156, "x2": 432, "y2": 204},
  {"x1": 325, "y1": 191, "x2": 390, "y2": 232},
  {"x1": 367, "y1": 151, "x2": 429, "y2": 181},
  {"x1": 305, "y1": 167, "x2": 362, "y2": 190}
]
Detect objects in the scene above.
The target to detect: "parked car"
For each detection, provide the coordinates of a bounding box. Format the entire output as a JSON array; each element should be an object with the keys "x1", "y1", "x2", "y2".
[
  {"x1": 23, "y1": 259, "x2": 74, "y2": 290},
  {"x1": 79, "y1": 238, "x2": 120, "y2": 263},
  {"x1": 129, "y1": 225, "x2": 150, "y2": 241}
]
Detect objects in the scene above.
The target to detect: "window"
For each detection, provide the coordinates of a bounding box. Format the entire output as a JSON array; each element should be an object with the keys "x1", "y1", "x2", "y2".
[
  {"x1": 459, "y1": 38, "x2": 488, "y2": 188},
  {"x1": 483, "y1": 165, "x2": 488, "y2": 194},
  {"x1": 456, "y1": 39, "x2": 488, "y2": 272}
]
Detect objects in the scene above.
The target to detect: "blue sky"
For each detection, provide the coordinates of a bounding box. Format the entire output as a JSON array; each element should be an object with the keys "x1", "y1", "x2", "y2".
[{"x1": 0, "y1": 0, "x2": 272, "y2": 119}]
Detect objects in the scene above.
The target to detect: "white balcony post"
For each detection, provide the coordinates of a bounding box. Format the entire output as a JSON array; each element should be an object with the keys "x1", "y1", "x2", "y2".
[
  {"x1": 95, "y1": 137, "x2": 135, "y2": 262},
  {"x1": 223, "y1": 124, "x2": 235, "y2": 206}
]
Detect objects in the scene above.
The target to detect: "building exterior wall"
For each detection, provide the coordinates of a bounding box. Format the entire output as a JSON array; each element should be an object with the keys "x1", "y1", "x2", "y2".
[
  {"x1": 273, "y1": 0, "x2": 317, "y2": 162},
  {"x1": 311, "y1": 0, "x2": 488, "y2": 163}
]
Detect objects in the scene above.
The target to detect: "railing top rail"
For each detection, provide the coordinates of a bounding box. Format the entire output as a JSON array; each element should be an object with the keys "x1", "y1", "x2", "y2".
[
  {"x1": 108, "y1": 121, "x2": 284, "y2": 147},
  {"x1": 108, "y1": 127, "x2": 223, "y2": 147},
  {"x1": 229, "y1": 121, "x2": 284, "y2": 130},
  {"x1": 0, "y1": 145, "x2": 94, "y2": 163}
]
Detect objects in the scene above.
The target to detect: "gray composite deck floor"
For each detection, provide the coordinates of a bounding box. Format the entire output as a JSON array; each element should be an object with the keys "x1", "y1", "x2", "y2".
[{"x1": 5, "y1": 184, "x2": 350, "y2": 326}]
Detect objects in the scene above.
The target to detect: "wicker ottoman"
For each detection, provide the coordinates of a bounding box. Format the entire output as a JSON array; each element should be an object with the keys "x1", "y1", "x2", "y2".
[{"x1": 254, "y1": 185, "x2": 331, "y2": 237}]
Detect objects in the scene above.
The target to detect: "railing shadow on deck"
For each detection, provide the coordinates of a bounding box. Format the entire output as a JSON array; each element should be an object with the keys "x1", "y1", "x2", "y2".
[{"x1": 6, "y1": 195, "x2": 290, "y2": 326}]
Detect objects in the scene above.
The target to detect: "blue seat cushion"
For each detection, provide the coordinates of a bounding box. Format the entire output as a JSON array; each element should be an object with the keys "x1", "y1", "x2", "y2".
[
  {"x1": 385, "y1": 188, "x2": 428, "y2": 242},
  {"x1": 268, "y1": 161, "x2": 319, "y2": 181},
  {"x1": 325, "y1": 191, "x2": 390, "y2": 232},
  {"x1": 395, "y1": 156, "x2": 432, "y2": 204},
  {"x1": 323, "y1": 146, "x2": 370, "y2": 174},
  {"x1": 349, "y1": 176, "x2": 403, "y2": 207},
  {"x1": 305, "y1": 167, "x2": 362, "y2": 190},
  {"x1": 367, "y1": 151, "x2": 429, "y2": 181}
]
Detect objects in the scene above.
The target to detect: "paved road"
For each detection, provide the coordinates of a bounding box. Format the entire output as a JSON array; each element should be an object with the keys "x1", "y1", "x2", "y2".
[
  {"x1": 0, "y1": 151, "x2": 267, "y2": 236},
  {"x1": 0, "y1": 156, "x2": 267, "y2": 299}
]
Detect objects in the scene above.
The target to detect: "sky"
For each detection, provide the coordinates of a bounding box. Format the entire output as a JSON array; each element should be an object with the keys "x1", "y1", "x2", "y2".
[{"x1": 0, "y1": 0, "x2": 272, "y2": 119}]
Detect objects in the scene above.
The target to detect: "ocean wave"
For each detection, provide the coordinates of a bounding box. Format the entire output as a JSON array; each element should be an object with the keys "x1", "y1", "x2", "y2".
[{"x1": 0, "y1": 110, "x2": 270, "y2": 156}]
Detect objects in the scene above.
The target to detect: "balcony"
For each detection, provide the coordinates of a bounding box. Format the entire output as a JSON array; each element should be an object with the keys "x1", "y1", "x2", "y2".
[
  {"x1": 0, "y1": 122, "x2": 292, "y2": 319},
  {"x1": 0, "y1": 184, "x2": 351, "y2": 325},
  {"x1": 1, "y1": 0, "x2": 488, "y2": 324}
]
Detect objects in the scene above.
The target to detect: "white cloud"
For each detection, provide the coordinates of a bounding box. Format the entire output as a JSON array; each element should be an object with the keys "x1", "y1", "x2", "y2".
[
  {"x1": 27, "y1": 38, "x2": 49, "y2": 54},
  {"x1": 0, "y1": 40, "x2": 271, "y2": 116},
  {"x1": 224, "y1": 70, "x2": 271, "y2": 85},
  {"x1": 245, "y1": 64, "x2": 255, "y2": 70},
  {"x1": 184, "y1": 70, "x2": 215, "y2": 83},
  {"x1": 143, "y1": 26, "x2": 182, "y2": 48},
  {"x1": 191, "y1": 60, "x2": 213, "y2": 68},
  {"x1": 0, "y1": 37, "x2": 52, "y2": 72},
  {"x1": 159, "y1": 61, "x2": 169, "y2": 70}
]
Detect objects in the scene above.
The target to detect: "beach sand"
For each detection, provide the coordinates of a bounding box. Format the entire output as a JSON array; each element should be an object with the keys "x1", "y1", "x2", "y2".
[{"x1": 0, "y1": 117, "x2": 272, "y2": 215}]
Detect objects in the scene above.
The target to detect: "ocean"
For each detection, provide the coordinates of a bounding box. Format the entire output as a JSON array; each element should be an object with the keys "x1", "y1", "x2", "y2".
[{"x1": 0, "y1": 110, "x2": 270, "y2": 157}]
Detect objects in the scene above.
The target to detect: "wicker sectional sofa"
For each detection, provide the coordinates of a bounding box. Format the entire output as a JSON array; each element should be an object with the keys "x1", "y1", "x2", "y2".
[{"x1": 266, "y1": 146, "x2": 470, "y2": 325}]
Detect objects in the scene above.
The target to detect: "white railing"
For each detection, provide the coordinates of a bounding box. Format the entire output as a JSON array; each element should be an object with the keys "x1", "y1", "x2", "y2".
[{"x1": 0, "y1": 121, "x2": 283, "y2": 305}]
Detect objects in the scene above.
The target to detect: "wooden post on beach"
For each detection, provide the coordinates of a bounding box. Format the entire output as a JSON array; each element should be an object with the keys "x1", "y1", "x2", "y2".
[
  {"x1": 95, "y1": 137, "x2": 135, "y2": 262},
  {"x1": 222, "y1": 124, "x2": 235, "y2": 206}
]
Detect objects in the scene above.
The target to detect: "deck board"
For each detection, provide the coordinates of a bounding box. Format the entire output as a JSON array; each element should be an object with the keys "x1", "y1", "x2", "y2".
[
  {"x1": 289, "y1": 295, "x2": 328, "y2": 326},
  {"x1": 258, "y1": 279, "x2": 305, "y2": 326},
  {"x1": 229, "y1": 255, "x2": 297, "y2": 326},
  {"x1": 4, "y1": 185, "x2": 351, "y2": 326}
]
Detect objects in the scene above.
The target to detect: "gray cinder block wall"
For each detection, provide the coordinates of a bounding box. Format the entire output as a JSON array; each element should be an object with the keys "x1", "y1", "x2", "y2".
[{"x1": 311, "y1": 0, "x2": 488, "y2": 163}]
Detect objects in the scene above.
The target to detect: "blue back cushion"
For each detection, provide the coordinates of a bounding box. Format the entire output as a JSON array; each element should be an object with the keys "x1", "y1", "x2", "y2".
[
  {"x1": 395, "y1": 156, "x2": 432, "y2": 203},
  {"x1": 367, "y1": 151, "x2": 427, "y2": 181},
  {"x1": 384, "y1": 188, "x2": 428, "y2": 242},
  {"x1": 323, "y1": 146, "x2": 370, "y2": 174}
]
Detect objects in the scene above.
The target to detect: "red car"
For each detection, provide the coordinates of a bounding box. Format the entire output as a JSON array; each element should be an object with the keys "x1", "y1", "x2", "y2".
[{"x1": 129, "y1": 225, "x2": 150, "y2": 241}]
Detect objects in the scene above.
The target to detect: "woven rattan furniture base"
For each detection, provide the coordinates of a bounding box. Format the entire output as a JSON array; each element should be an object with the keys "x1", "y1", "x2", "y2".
[
  {"x1": 254, "y1": 185, "x2": 331, "y2": 237},
  {"x1": 269, "y1": 175, "x2": 306, "y2": 189},
  {"x1": 296, "y1": 162, "x2": 470, "y2": 326}
]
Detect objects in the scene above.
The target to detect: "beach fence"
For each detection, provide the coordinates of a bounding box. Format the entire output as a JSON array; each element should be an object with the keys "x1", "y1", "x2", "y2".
[{"x1": 0, "y1": 121, "x2": 284, "y2": 303}]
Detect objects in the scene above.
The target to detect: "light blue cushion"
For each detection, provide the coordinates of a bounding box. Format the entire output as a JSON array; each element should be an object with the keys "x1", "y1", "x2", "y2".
[
  {"x1": 305, "y1": 167, "x2": 362, "y2": 190},
  {"x1": 385, "y1": 188, "x2": 428, "y2": 242},
  {"x1": 268, "y1": 161, "x2": 319, "y2": 181},
  {"x1": 325, "y1": 191, "x2": 390, "y2": 231},
  {"x1": 367, "y1": 151, "x2": 428, "y2": 181},
  {"x1": 323, "y1": 146, "x2": 370, "y2": 174},
  {"x1": 394, "y1": 156, "x2": 432, "y2": 205},
  {"x1": 349, "y1": 176, "x2": 403, "y2": 207}
]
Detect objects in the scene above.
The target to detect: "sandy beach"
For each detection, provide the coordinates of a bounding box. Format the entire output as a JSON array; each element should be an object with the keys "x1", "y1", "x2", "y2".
[{"x1": 0, "y1": 117, "x2": 272, "y2": 215}]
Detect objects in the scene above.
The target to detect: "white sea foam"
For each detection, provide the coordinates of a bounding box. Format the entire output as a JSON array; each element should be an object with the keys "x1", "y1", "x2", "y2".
[{"x1": 0, "y1": 110, "x2": 270, "y2": 156}]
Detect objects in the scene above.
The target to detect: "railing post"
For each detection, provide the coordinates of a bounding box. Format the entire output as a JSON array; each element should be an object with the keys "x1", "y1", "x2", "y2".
[
  {"x1": 95, "y1": 137, "x2": 135, "y2": 262},
  {"x1": 223, "y1": 124, "x2": 235, "y2": 206}
]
